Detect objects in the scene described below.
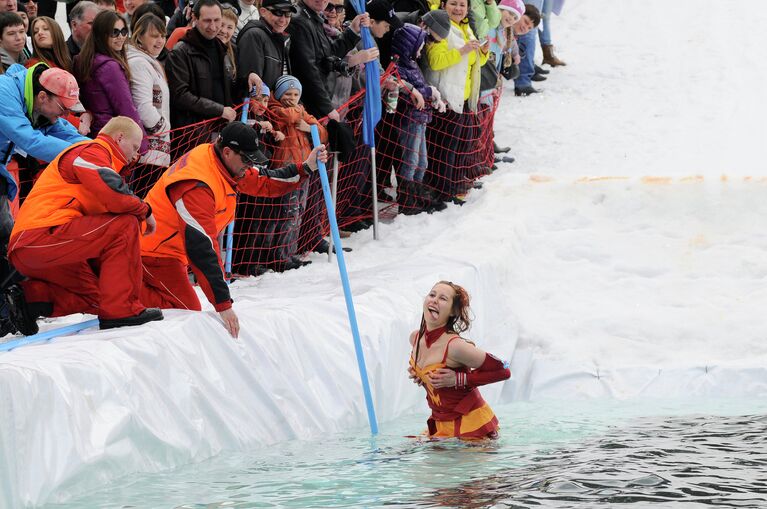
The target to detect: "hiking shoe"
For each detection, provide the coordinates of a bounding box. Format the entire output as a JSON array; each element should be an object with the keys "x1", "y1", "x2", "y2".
[
  {"x1": 99, "y1": 308, "x2": 163, "y2": 330},
  {"x1": 5, "y1": 285, "x2": 39, "y2": 336}
]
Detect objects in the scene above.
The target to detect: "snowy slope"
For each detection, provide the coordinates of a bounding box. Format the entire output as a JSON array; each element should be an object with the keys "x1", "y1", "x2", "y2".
[{"x1": 3, "y1": 0, "x2": 767, "y2": 506}]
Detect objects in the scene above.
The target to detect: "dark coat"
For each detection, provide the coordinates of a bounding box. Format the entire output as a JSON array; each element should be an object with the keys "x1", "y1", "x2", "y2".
[
  {"x1": 166, "y1": 28, "x2": 232, "y2": 129},
  {"x1": 286, "y1": 1, "x2": 359, "y2": 118},
  {"x1": 236, "y1": 18, "x2": 291, "y2": 92},
  {"x1": 391, "y1": 24, "x2": 432, "y2": 124}
]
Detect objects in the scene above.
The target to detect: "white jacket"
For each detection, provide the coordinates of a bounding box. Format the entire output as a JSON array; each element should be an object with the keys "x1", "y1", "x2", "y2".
[
  {"x1": 126, "y1": 44, "x2": 171, "y2": 167},
  {"x1": 422, "y1": 23, "x2": 481, "y2": 114}
]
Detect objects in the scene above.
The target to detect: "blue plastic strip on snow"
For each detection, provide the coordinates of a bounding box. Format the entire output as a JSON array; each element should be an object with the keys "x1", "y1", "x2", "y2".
[
  {"x1": 310, "y1": 125, "x2": 379, "y2": 435},
  {"x1": 0, "y1": 319, "x2": 99, "y2": 352}
]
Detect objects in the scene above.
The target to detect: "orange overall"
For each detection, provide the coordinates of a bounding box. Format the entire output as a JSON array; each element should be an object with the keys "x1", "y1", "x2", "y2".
[{"x1": 410, "y1": 337, "x2": 500, "y2": 439}]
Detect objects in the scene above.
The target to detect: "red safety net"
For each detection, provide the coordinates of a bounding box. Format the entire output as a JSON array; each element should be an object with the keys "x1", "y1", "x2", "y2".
[{"x1": 14, "y1": 66, "x2": 501, "y2": 277}]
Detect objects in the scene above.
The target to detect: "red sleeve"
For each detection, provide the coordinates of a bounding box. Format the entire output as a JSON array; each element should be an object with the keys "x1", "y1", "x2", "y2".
[
  {"x1": 168, "y1": 180, "x2": 232, "y2": 312},
  {"x1": 60, "y1": 143, "x2": 149, "y2": 219},
  {"x1": 236, "y1": 165, "x2": 304, "y2": 197},
  {"x1": 460, "y1": 353, "x2": 511, "y2": 388}
]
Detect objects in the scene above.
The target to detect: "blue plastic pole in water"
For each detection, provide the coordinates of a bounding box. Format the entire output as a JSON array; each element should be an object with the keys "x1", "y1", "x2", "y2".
[
  {"x1": 0, "y1": 319, "x2": 99, "y2": 352},
  {"x1": 310, "y1": 125, "x2": 379, "y2": 435}
]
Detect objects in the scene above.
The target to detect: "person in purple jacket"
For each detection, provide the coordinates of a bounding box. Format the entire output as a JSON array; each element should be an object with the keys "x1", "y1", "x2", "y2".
[
  {"x1": 74, "y1": 10, "x2": 147, "y2": 151},
  {"x1": 391, "y1": 23, "x2": 446, "y2": 215}
]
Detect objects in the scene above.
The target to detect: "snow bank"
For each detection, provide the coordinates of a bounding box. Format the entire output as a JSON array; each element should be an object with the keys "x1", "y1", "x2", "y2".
[{"x1": 4, "y1": 0, "x2": 767, "y2": 506}]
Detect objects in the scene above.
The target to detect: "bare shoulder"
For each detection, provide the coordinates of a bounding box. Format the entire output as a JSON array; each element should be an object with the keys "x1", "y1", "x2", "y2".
[{"x1": 408, "y1": 330, "x2": 419, "y2": 346}]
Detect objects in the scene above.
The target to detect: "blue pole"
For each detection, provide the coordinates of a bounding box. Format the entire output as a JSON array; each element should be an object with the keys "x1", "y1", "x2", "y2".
[
  {"x1": 0, "y1": 319, "x2": 99, "y2": 352},
  {"x1": 310, "y1": 125, "x2": 379, "y2": 435}
]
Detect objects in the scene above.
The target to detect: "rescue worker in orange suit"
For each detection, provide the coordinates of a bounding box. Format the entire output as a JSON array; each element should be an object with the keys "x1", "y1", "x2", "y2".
[
  {"x1": 5, "y1": 117, "x2": 164, "y2": 336},
  {"x1": 140, "y1": 122, "x2": 328, "y2": 338}
]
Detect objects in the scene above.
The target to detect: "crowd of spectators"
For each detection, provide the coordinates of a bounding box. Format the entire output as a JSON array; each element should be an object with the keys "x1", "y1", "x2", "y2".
[{"x1": 0, "y1": 0, "x2": 567, "y2": 337}]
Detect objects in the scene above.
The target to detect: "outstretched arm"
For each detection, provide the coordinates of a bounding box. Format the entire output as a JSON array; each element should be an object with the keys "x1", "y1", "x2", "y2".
[{"x1": 429, "y1": 339, "x2": 510, "y2": 389}]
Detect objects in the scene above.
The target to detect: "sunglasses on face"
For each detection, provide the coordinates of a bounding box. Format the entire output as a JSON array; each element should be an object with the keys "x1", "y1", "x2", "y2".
[
  {"x1": 324, "y1": 4, "x2": 344, "y2": 13},
  {"x1": 110, "y1": 27, "x2": 129, "y2": 37},
  {"x1": 267, "y1": 8, "x2": 293, "y2": 17}
]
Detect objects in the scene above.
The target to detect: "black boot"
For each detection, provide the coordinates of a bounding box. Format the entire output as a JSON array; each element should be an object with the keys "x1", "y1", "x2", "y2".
[
  {"x1": 99, "y1": 308, "x2": 163, "y2": 330},
  {"x1": 493, "y1": 141, "x2": 511, "y2": 154},
  {"x1": 534, "y1": 64, "x2": 550, "y2": 75},
  {"x1": 4, "y1": 284, "x2": 39, "y2": 336},
  {"x1": 532, "y1": 72, "x2": 547, "y2": 82},
  {"x1": 515, "y1": 86, "x2": 539, "y2": 96},
  {"x1": 398, "y1": 180, "x2": 423, "y2": 216}
]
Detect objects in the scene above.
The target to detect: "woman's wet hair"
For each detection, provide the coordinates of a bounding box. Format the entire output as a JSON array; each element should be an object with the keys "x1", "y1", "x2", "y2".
[{"x1": 435, "y1": 280, "x2": 472, "y2": 333}]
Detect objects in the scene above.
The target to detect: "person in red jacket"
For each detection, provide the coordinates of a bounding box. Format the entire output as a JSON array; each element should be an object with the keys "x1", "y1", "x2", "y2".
[
  {"x1": 140, "y1": 121, "x2": 328, "y2": 339},
  {"x1": 408, "y1": 280, "x2": 511, "y2": 439},
  {"x1": 5, "y1": 116, "x2": 163, "y2": 335}
]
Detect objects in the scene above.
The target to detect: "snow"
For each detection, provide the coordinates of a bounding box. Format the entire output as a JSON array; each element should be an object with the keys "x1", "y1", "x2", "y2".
[{"x1": 3, "y1": 0, "x2": 767, "y2": 506}]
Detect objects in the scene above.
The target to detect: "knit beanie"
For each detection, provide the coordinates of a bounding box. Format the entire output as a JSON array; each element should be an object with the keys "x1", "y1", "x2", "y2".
[
  {"x1": 274, "y1": 75, "x2": 302, "y2": 100},
  {"x1": 261, "y1": 83, "x2": 270, "y2": 96},
  {"x1": 497, "y1": 0, "x2": 524, "y2": 21},
  {"x1": 420, "y1": 10, "x2": 451, "y2": 40}
]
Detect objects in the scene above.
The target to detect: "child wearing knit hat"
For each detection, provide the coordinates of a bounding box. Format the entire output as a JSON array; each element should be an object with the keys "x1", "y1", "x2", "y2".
[
  {"x1": 268, "y1": 75, "x2": 325, "y2": 167},
  {"x1": 267, "y1": 75, "x2": 329, "y2": 266},
  {"x1": 250, "y1": 83, "x2": 286, "y2": 143}
]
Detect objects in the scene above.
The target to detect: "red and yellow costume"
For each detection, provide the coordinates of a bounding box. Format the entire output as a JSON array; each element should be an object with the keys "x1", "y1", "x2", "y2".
[{"x1": 410, "y1": 336, "x2": 503, "y2": 439}]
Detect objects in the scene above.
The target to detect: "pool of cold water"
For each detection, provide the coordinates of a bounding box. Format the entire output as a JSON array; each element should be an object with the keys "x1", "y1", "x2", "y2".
[{"x1": 43, "y1": 398, "x2": 767, "y2": 508}]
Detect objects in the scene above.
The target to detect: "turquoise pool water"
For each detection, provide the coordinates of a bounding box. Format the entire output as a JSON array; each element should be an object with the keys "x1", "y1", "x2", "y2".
[{"x1": 43, "y1": 398, "x2": 767, "y2": 508}]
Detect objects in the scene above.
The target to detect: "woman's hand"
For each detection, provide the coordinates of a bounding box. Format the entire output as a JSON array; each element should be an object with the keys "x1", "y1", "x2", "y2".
[
  {"x1": 429, "y1": 368, "x2": 457, "y2": 389},
  {"x1": 407, "y1": 367, "x2": 423, "y2": 386},
  {"x1": 459, "y1": 40, "x2": 481, "y2": 55},
  {"x1": 273, "y1": 130, "x2": 286, "y2": 142},
  {"x1": 78, "y1": 112, "x2": 92, "y2": 136}
]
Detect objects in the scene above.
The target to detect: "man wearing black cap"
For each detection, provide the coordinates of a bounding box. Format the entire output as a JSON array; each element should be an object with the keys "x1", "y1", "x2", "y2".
[
  {"x1": 235, "y1": 0, "x2": 297, "y2": 92},
  {"x1": 139, "y1": 122, "x2": 328, "y2": 338},
  {"x1": 287, "y1": 0, "x2": 374, "y2": 120}
]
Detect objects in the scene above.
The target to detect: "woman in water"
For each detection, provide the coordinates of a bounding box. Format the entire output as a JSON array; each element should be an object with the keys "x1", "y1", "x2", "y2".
[{"x1": 408, "y1": 281, "x2": 510, "y2": 439}]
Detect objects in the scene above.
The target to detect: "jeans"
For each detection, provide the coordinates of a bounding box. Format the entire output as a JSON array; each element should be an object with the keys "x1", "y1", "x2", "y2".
[
  {"x1": 514, "y1": 29, "x2": 537, "y2": 88},
  {"x1": 398, "y1": 121, "x2": 427, "y2": 182},
  {"x1": 539, "y1": 0, "x2": 553, "y2": 46}
]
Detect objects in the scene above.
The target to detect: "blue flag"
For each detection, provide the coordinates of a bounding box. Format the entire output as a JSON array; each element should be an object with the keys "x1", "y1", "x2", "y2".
[{"x1": 349, "y1": 0, "x2": 382, "y2": 148}]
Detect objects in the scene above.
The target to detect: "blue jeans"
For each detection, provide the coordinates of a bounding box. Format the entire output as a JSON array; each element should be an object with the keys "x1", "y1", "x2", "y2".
[
  {"x1": 539, "y1": 0, "x2": 553, "y2": 46},
  {"x1": 514, "y1": 29, "x2": 537, "y2": 88},
  {"x1": 398, "y1": 120, "x2": 428, "y2": 182}
]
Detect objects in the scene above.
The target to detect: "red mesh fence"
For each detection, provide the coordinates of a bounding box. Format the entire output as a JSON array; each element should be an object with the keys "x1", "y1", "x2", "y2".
[{"x1": 14, "y1": 66, "x2": 500, "y2": 276}]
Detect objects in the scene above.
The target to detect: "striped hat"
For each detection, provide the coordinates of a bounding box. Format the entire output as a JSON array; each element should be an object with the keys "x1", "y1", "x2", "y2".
[{"x1": 274, "y1": 75, "x2": 302, "y2": 100}]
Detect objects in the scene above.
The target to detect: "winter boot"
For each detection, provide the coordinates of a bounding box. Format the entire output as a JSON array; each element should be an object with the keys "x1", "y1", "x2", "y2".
[
  {"x1": 514, "y1": 86, "x2": 539, "y2": 96},
  {"x1": 398, "y1": 180, "x2": 422, "y2": 216},
  {"x1": 4, "y1": 284, "x2": 40, "y2": 336},
  {"x1": 494, "y1": 141, "x2": 511, "y2": 154},
  {"x1": 531, "y1": 72, "x2": 547, "y2": 82},
  {"x1": 542, "y1": 44, "x2": 566, "y2": 66},
  {"x1": 99, "y1": 308, "x2": 164, "y2": 330},
  {"x1": 534, "y1": 65, "x2": 550, "y2": 75}
]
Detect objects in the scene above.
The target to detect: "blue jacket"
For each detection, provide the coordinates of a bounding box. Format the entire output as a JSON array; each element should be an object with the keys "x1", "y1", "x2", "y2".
[{"x1": 0, "y1": 64, "x2": 87, "y2": 200}]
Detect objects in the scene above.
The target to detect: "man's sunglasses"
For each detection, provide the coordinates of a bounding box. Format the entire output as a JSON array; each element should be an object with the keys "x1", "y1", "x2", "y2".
[
  {"x1": 267, "y1": 8, "x2": 293, "y2": 17},
  {"x1": 109, "y1": 27, "x2": 129, "y2": 38},
  {"x1": 324, "y1": 4, "x2": 344, "y2": 13}
]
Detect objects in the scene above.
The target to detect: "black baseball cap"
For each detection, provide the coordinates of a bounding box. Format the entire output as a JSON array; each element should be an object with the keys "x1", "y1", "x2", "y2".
[
  {"x1": 219, "y1": 122, "x2": 269, "y2": 166},
  {"x1": 366, "y1": 0, "x2": 401, "y2": 28},
  {"x1": 261, "y1": 0, "x2": 298, "y2": 13}
]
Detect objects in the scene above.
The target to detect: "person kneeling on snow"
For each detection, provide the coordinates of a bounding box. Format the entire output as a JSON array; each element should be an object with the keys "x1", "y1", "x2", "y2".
[
  {"x1": 5, "y1": 116, "x2": 163, "y2": 336},
  {"x1": 139, "y1": 122, "x2": 328, "y2": 339}
]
